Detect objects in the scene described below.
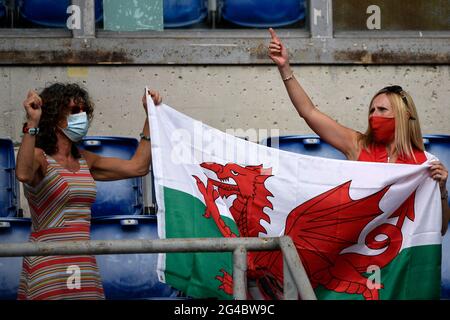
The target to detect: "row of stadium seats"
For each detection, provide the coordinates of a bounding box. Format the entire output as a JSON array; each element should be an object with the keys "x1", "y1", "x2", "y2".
[
  {"x1": 0, "y1": 216, "x2": 181, "y2": 299},
  {"x1": 19, "y1": 0, "x2": 104, "y2": 28},
  {"x1": 12, "y1": 0, "x2": 306, "y2": 28},
  {"x1": 264, "y1": 134, "x2": 450, "y2": 195},
  {"x1": 1, "y1": 135, "x2": 449, "y2": 299},
  {"x1": 0, "y1": 136, "x2": 181, "y2": 299},
  {"x1": 4, "y1": 135, "x2": 448, "y2": 219},
  {"x1": 0, "y1": 137, "x2": 144, "y2": 219}
]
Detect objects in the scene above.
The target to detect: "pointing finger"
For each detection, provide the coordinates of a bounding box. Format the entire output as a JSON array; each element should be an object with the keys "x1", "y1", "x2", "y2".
[{"x1": 268, "y1": 28, "x2": 280, "y2": 43}]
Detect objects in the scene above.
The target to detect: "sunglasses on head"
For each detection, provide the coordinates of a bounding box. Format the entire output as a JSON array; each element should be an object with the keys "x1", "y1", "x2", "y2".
[{"x1": 378, "y1": 85, "x2": 416, "y2": 120}]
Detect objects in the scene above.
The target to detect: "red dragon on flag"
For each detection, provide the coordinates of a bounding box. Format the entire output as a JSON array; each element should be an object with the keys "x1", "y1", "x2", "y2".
[{"x1": 193, "y1": 162, "x2": 416, "y2": 300}]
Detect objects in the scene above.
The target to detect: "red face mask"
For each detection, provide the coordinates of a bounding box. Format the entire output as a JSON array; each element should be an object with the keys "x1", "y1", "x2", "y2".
[{"x1": 369, "y1": 116, "x2": 395, "y2": 144}]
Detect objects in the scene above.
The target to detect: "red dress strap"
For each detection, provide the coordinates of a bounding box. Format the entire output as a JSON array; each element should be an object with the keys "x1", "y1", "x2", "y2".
[{"x1": 358, "y1": 143, "x2": 427, "y2": 164}]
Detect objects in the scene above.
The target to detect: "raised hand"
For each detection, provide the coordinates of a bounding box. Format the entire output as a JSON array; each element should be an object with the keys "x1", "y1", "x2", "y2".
[
  {"x1": 142, "y1": 88, "x2": 163, "y2": 113},
  {"x1": 23, "y1": 90, "x2": 42, "y2": 126},
  {"x1": 268, "y1": 28, "x2": 289, "y2": 68}
]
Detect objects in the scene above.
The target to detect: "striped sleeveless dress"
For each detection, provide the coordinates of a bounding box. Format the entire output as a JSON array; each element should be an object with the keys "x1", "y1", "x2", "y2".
[{"x1": 18, "y1": 154, "x2": 105, "y2": 300}]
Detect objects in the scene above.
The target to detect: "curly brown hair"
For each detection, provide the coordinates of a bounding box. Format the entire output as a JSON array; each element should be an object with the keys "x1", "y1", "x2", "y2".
[{"x1": 35, "y1": 83, "x2": 94, "y2": 158}]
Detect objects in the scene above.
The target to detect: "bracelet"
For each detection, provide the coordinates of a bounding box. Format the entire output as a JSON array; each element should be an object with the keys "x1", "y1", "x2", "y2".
[
  {"x1": 282, "y1": 71, "x2": 295, "y2": 82},
  {"x1": 442, "y1": 189, "x2": 448, "y2": 200},
  {"x1": 22, "y1": 123, "x2": 39, "y2": 136},
  {"x1": 140, "y1": 132, "x2": 151, "y2": 141}
]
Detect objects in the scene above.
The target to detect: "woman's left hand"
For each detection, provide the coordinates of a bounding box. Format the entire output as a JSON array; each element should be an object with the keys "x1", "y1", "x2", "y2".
[
  {"x1": 430, "y1": 160, "x2": 448, "y2": 191},
  {"x1": 142, "y1": 89, "x2": 163, "y2": 113}
]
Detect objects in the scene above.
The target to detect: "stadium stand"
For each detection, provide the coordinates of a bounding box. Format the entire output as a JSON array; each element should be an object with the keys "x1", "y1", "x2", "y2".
[
  {"x1": 423, "y1": 135, "x2": 450, "y2": 299},
  {"x1": 0, "y1": 0, "x2": 6, "y2": 21},
  {"x1": 91, "y1": 215, "x2": 181, "y2": 299},
  {"x1": 221, "y1": 0, "x2": 306, "y2": 28},
  {"x1": 423, "y1": 135, "x2": 450, "y2": 205},
  {"x1": 0, "y1": 138, "x2": 20, "y2": 217},
  {"x1": 0, "y1": 217, "x2": 32, "y2": 300},
  {"x1": 163, "y1": 0, "x2": 207, "y2": 28},
  {"x1": 18, "y1": 0, "x2": 103, "y2": 27},
  {"x1": 80, "y1": 136, "x2": 180, "y2": 298},
  {"x1": 79, "y1": 136, "x2": 144, "y2": 218},
  {"x1": 261, "y1": 135, "x2": 346, "y2": 160}
]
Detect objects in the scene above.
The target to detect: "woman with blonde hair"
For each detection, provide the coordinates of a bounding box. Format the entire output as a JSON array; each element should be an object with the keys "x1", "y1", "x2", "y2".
[{"x1": 267, "y1": 28, "x2": 449, "y2": 234}]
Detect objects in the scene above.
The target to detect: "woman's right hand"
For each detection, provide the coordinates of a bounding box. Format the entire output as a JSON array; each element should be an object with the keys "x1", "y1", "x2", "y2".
[
  {"x1": 268, "y1": 28, "x2": 290, "y2": 69},
  {"x1": 23, "y1": 90, "x2": 42, "y2": 126},
  {"x1": 142, "y1": 88, "x2": 163, "y2": 112}
]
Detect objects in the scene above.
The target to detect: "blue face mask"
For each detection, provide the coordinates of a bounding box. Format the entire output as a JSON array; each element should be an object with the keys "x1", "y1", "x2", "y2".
[{"x1": 60, "y1": 112, "x2": 89, "y2": 142}]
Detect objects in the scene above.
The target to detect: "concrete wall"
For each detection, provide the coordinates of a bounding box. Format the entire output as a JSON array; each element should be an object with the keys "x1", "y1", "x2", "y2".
[
  {"x1": 1, "y1": 65, "x2": 449, "y2": 214},
  {"x1": 1, "y1": 65, "x2": 449, "y2": 142}
]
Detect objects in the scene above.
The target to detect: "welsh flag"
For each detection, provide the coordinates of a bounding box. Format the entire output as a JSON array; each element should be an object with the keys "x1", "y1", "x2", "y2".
[{"x1": 148, "y1": 97, "x2": 442, "y2": 300}]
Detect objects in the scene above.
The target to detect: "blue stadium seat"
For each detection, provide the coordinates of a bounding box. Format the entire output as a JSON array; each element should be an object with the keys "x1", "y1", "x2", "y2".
[
  {"x1": 0, "y1": 1, "x2": 6, "y2": 20},
  {"x1": 0, "y1": 138, "x2": 20, "y2": 217},
  {"x1": 164, "y1": 0, "x2": 207, "y2": 28},
  {"x1": 423, "y1": 135, "x2": 450, "y2": 299},
  {"x1": 442, "y1": 229, "x2": 450, "y2": 299},
  {"x1": 91, "y1": 215, "x2": 181, "y2": 299},
  {"x1": 262, "y1": 135, "x2": 346, "y2": 160},
  {"x1": 79, "y1": 136, "x2": 144, "y2": 218},
  {"x1": 423, "y1": 135, "x2": 450, "y2": 206},
  {"x1": 221, "y1": 0, "x2": 306, "y2": 28},
  {"x1": 0, "y1": 216, "x2": 180, "y2": 300},
  {"x1": 0, "y1": 218, "x2": 32, "y2": 300},
  {"x1": 19, "y1": 0, "x2": 103, "y2": 28}
]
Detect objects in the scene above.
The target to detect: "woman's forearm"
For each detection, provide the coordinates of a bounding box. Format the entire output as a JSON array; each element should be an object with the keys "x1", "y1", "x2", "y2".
[
  {"x1": 16, "y1": 128, "x2": 38, "y2": 183},
  {"x1": 131, "y1": 118, "x2": 151, "y2": 176},
  {"x1": 278, "y1": 65, "x2": 316, "y2": 119}
]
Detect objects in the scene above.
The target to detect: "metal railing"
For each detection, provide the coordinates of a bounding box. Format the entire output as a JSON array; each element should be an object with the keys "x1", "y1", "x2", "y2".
[{"x1": 0, "y1": 235, "x2": 316, "y2": 300}]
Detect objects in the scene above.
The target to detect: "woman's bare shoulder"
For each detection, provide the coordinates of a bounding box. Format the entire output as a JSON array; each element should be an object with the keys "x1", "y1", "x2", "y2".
[{"x1": 347, "y1": 132, "x2": 365, "y2": 160}]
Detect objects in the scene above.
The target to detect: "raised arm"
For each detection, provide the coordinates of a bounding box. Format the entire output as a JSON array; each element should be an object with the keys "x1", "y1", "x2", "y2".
[
  {"x1": 268, "y1": 28, "x2": 361, "y2": 159},
  {"x1": 81, "y1": 89, "x2": 162, "y2": 181},
  {"x1": 16, "y1": 91, "x2": 46, "y2": 186}
]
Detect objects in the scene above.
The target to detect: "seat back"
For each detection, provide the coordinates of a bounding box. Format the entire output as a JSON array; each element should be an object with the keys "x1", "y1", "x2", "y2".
[
  {"x1": 0, "y1": 139, "x2": 20, "y2": 217},
  {"x1": 163, "y1": 0, "x2": 207, "y2": 28},
  {"x1": 19, "y1": 0, "x2": 103, "y2": 27},
  {"x1": 442, "y1": 228, "x2": 450, "y2": 299},
  {"x1": 221, "y1": 0, "x2": 306, "y2": 27},
  {"x1": 0, "y1": 218, "x2": 32, "y2": 300},
  {"x1": 91, "y1": 215, "x2": 180, "y2": 299},
  {"x1": 0, "y1": 0, "x2": 6, "y2": 20},
  {"x1": 79, "y1": 136, "x2": 144, "y2": 218},
  {"x1": 262, "y1": 135, "x2": 346, "y2": 160},
  {"x1": 423, "y1": 135, "x2": 450, "y2": 205},
  {"x1": 0, "y1": 216, "x2": 180, "y2": 300},
  {"x1": 423, "y1": 135, "x2": 450, "y2": 299}
]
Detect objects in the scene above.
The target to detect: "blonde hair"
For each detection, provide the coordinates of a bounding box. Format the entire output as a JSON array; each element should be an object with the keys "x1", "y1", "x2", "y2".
[{"x1": 359, "y1": 87, "x2": 424, "y2": 160}]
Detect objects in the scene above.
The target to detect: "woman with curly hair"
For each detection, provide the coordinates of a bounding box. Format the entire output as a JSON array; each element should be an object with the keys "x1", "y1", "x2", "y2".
[{"x1": 15, "y1": 83, "x2": 161, "y2": 300}]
